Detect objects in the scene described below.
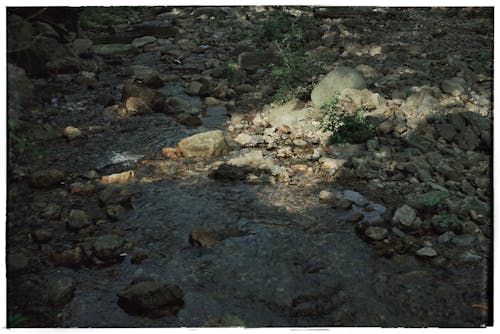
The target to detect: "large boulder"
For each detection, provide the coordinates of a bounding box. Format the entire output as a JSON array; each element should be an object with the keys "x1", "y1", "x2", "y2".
[
  {"x1": 311, "y1": 66, "x2": 367, "y2": 107},
  {"x1": 178, "y1": 130, "x2": 229, "y2": 158}
]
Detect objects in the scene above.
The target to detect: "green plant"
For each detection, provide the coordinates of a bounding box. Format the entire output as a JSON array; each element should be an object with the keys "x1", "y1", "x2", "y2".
[
  {"x1": 319, "y1": 96, "x2": 374, "y2": 144},
  {"x1": 479, "y1": 50, "x2": 492, "y2": 62},
  {"x1": 225, "y1": 61, "x2": 238, "y2": 78}
]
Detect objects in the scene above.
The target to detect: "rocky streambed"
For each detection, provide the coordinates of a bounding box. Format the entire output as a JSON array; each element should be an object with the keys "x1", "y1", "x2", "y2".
[{"x1": 6, "y1": 6, "x2": 492, "y2": 327}]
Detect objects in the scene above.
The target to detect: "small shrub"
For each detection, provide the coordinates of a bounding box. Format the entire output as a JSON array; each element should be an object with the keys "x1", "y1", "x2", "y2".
[{"x1": 319, "y1": 96, "x2": 374, "y2": 144}]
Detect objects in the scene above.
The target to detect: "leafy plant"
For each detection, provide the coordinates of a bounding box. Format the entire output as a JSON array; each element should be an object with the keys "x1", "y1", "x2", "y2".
[{"x1": 319, "y1": 96, "x2": 374, "y2": 144}]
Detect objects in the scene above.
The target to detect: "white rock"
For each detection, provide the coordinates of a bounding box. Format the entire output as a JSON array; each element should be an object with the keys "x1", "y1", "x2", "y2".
[{"x1": 416, "y1": 247, "x2": 437, "y2": 257}]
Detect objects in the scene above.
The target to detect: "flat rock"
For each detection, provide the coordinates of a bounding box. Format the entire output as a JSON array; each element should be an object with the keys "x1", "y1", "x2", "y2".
[
  {"x1": 364, "y1": 226, "x2": 388, "y2": 241},
  {"x1": 416, "y1": 247, "x2": 438, "y2": 257},
  {"x1": 92, "y1": 43, "x2": 137, "y2": 56},
  {"x1": 117, "y1": 281, "x2": 184, "y2": 317},
  {"x1": 178, "y1": 130, "x2": 228, "y2": 158},
  {"x1": 94, "y1": 234, "x2": 124, "y2": 260}
]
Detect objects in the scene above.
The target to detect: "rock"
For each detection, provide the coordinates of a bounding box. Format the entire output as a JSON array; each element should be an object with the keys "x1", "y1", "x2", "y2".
[
  {"x1": 53, "y1": 247, "x2": 82, "y2": 267},
  {"x1": 48, "y1": 277, "x2": 75, "y2": 306},
  {"x1": 177, "y1": 130, "x2": 229, "y2": 159},
  {"x1": 237, "y1": 50, "x2": 280, "y2": 70},
  {"x1": 122, "y1": 81, "x2": 166, "y2": 112},
  {"x1": 437, "y1": 123, "x2": 457, "y2": 142},
  {"x1": 234, "y1": 133, "x2": 253, "y2": 146},
  {"x1": 319, "y1": 190, "x2": 337, "y2": 203},
  {"x1": 440, "y1": 78, "x2": 466, "y2": 96},
  {"x1": 117, "y1": 281, "x2": 184, "y2": 317},
  {"x1": 392, "y1": 205, "x2": 417, "y2": 229},
  {"x1": 416, "y1": 247, "x2": 437, "y2": 257},
  {"x1": 451, "y1": 234, "x2": 475, "y2": 247},
  {"x1": 431, "y1": 214, "x2": 464, "y2": 234},
  {"x1": 131, "y1": 251, "x2": 148, "y2": 264},
  {"x1": 437, "y1": 231, "x2": 456, "y2": 244},
  {"x1": 42, "y1": 203, "x2": 61, "y2": 219},
  {"x1": 364, "y1": 226, "x2": 388, "y2": 241},
  {"x1": 99, "y1": 184, "x2": 133, "y2": 206},
  {"x1": 67, "y1": 209, "x2": 91, "y2": 231},
  {"x1": 93, "y1": 234, "x2": 124, "y2": 260},
  {"x1": 340, "y1": 88, "x2": 385, "y2": 110},
  {"x1": 161, "y1": 147, "x2": 181, "y2": 159},
  {"x1": 177, "y1": 114, "x2": 202, "y2": 127},
  {"x1": 32, "y1": 229, "x2": 52, "y2": 243},
  {"x1": 70, "y1": 181, "x2": 95, "y2": 194},
  {"x1": 456, "y1": 127, "x2": 480, "y2": 151},
  {"x1": 125, "y1": 97, "x2": 153, "y2": 115},
  {"x1": 311, "y1": 66, "x2": 367, "y2": 107},
  {"x1": 131, "y1": 36, "x2": 157, "y2": 48},
  {"x1": 63, "y1": 126, "x2": 83, "y2": 140},
  {"x1": 7, "y1": 253, "x2": 29, "y2": 273},
  {"x1": 203, "y1": 314, "x2": 246, "y2": 327},
  {"x1": 73, "y1": 71, "x2": 98, "y2": 88},
  {"x1": 189, "y1": 227, "x2": 217, "y2": 248},
  {"x1": 30, "y1": 168, "x2": 64, "y2": 188},
  {"x1": 92, "y1": 43, "x2": 137, "y2": 57},
  {"x1": 106, "y1": 204, "x2": 126, "y2": 220},
  {"x1": 267, "y1": 99, "x2": 309, "y2": 129},
  {"x1": 186, "y1": 80, "x2": 210, "y2": 96},
  {"x1": 164, "y1": 97, "x2": 192, "y2": 114},
  {"x1": 204, "y1": 97, "x2": 224, "y2": 106},
  {"x1": 45, "y1": 57, "x2": 83, "y2": 74},
  {"x1": 210, "y1": 164, "x2": 247, "y2": 181},
  {"x1": 72, "y1": 38, "x2": 93, "y2": 57},
  {"x1": 460, "y1": 251, "x2": 482, "y2": 263},
  {"x1": 321, "y1": 31, "x2": 339, "y2": 46},
  {"x1": 228, "y1": 150, "x2": 265, "y2": 168},
  {"x1": 101, "y1": 170, "x2": 135, "y2": 185},
  {"x1": 143, "y1": 72, "x2": 165, "y2": 89}
]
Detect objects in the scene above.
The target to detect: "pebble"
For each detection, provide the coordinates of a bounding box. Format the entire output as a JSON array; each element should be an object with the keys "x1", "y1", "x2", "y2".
[
  {"x1": 94, "y1": 234, "x2": 124, "y2": 260},
  {"x1": 437, "y1": 231, "x2": 455, "y2": 244},
  {"x1": 32, "y1": 229, "x2": 53, "y2": 243},
  {"x1": 99, "y1": 184, "x2": 133, "y2": 206},
  {"x1": 416, "y1": 247, "x2": 438, "y2": 257},
  {"x1": 30, "y1": 168, "x2": 65, "y2": 188},
  {"x1": 392, "y1": 205, "x2": 417, "y2": 228},
  {"x1": 364, "y1": 226, "x2": 388, "y2": 241},
  {"x1": 63, "y1": 126, "x2": 83, "y2": 140},
  {"x1": 53, "y1": 247, "x2": 82, "y2": 267}
]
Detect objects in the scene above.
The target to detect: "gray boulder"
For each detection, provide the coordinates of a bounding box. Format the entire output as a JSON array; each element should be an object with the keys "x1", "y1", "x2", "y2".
[{"x1": 311, "y1": 66, "x2": 367, "y2": 107}]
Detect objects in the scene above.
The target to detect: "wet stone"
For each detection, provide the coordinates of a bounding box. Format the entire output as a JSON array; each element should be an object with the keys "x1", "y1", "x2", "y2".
[
  {"x1": 53, "y1": 247, "x2": 82, "y2": 267},
  {"x1": 47, "y1": 277, "x2": 75, "y2": 306},
  {"x1": 189, "y1": 227, "x2": 217, "y2": 248},
  {"x1": 99, "y1": 184, "x2": 133, "y2": 206},
  {"x1": 106, "y1": 204, "x2": 126, "y2": 220},
  {"x1": 364, "y1": 226, "x2": 388, "y2": 241},
  {"x1": 67, "y1": 209, "x2": 91, "y2": 231},
  {"x1": 94, "y1": 234, "x2": 124, "y2": 260},
  {"x1": 63, "y1": 126, "x2": 83, "y2": 140},
  {"x1": 437, "y1": 231, "x2": 456, "y2": 244},
  {"x1": 32, "y1": 229, "x2": 52, "y2": 243},
  {"x1": 210, "y1": 164, "x2": 247, "y2": 181},
  {"x1": 41, "y1": 203, "x2": 61, "y2": 220},
  {"x1": 117, "y1": 281, "x2": 184, "y2": 317},
  {"x1": 30, "y1": 168, "x2": 65, "y2": 188},
  {"x1": 177, "y1": 130, "x2": 229, "y2": 159}
]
